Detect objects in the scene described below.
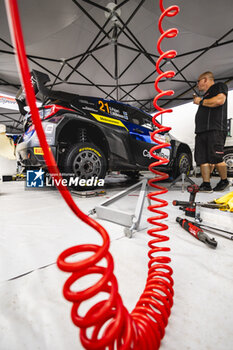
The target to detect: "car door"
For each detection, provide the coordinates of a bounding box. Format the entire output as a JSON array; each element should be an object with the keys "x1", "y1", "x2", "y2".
[{"x1": 127, "y1": 106, "x2": 171, "y2": 167}]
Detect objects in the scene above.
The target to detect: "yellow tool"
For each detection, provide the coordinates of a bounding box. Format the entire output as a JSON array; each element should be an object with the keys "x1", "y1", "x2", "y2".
[{"x1": 214, "y1": 191, "x2": 233, "y2": 212}]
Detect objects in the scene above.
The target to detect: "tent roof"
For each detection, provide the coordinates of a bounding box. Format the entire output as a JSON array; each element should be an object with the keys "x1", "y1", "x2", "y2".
[{"x1": 0, "y1": 0, "x2": 233, "y2": 132}]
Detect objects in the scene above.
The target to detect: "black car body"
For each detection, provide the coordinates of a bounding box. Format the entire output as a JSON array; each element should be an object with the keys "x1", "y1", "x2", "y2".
[{"x1": 16, "y1": 70, "x2": 192, "y2": 181}]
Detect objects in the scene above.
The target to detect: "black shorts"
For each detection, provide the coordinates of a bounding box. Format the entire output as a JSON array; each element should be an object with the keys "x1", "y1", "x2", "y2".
[{"x1": 194, "y1": 130, "x2": 227, "y2": 165}]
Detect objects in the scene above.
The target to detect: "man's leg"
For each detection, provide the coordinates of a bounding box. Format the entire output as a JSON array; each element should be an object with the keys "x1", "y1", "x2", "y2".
[
  {"x1": 215, "y1": 161, "x2": 227, "y2": 180},
  {"x1": 209, "y1": 164, "x2": 215, "y2": 175},
  {"x1": 200, "y1": 163, "x2": 211, "y2": 182},
  {"x1": 213, "y1": 161, "x2": 230, "y2": 191},
  {"x1": 198, "y1": 163, "x2": 213, "y2": 192},
  {"x1": 195, "y1": 134, "x2": 213, "y2": 192},
  {"x1": 211, "y1": 131, "x2": 230, "y2": 191}
]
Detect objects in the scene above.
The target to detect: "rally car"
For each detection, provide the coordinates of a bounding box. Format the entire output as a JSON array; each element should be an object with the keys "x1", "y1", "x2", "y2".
[{"x1": 16, "y1": 70, "x2": 192, "y2": 182}]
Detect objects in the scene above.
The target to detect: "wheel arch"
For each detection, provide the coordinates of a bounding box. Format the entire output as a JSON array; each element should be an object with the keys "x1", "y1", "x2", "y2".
[{"x1": 56, "y1": 118, "x2": 110, "y2": 162}]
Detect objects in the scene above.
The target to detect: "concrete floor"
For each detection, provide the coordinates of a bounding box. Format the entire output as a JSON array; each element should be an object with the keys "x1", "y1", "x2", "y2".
[{"x1": 0, "y1": 173, "x2": 233, "y2": 350}]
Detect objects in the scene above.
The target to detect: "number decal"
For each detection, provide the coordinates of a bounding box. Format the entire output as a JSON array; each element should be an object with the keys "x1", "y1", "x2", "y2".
[
  {"x1": 98, "y1": 100, "x2": 110, "y2": 114},
  {"x1": 104, "y1": 103, "x2": 110, "y2": 114},
  {"x1": 98, "y1": 100, "x2": 104, "y2": 112}
]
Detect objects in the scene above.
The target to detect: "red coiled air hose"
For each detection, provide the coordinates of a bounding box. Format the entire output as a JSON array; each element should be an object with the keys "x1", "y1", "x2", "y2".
[{"x1": 5, "y1": 0, "x2": 179, "y2": 348}]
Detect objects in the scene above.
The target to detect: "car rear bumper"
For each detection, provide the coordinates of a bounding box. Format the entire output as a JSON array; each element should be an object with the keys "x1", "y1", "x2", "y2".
[{"x1": 16, "y1": 140, "x2": 56, "y2": 168}]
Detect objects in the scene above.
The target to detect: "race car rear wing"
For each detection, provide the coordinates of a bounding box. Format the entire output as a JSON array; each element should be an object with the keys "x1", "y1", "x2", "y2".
[
  {"x1": 15, "y1": 70, "x2": 79, "y2": 115},
  {"x1": 15, "y1": 70, "x2": 49, "y2": 115}
]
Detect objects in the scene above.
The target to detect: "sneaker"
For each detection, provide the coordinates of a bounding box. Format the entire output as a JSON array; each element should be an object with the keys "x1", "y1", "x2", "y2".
[
  {"x1": 213, "y1": 179, "x2": 230, "y2": 192},
  {"x1": 199, "y1": 182, "x2": 213, "y2": 193}
]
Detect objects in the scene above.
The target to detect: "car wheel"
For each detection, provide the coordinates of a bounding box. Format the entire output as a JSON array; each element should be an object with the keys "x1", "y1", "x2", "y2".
[
  {"x1": 172, "y1": 152, "x2": 191, "y2": 178},
  {"x1": 223, "y1": 147, "x2": 233, "y2": 177},
  {"x1": 60, "y1": 142, "x2": 107, "y2": 188}
]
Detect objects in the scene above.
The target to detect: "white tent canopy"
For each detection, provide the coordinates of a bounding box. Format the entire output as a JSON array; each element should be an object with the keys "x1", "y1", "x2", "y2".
[{"x1": 0, "y1": 0, "x2": 233, "y2": 132}]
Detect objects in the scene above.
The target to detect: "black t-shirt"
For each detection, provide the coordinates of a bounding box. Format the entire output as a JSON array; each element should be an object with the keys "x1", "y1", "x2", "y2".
[{"x1": 195, "y1": 82, "x2": 228, "y2": 134}]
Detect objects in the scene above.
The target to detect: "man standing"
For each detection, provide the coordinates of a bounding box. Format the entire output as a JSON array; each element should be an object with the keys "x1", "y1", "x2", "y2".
[{"x1": 193, "y1": 71, "x2": 230, "y2": 192}]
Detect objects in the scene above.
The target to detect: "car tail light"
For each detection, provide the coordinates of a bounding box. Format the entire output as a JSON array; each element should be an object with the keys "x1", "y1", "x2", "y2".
[{"x1": 38, "y1": 107, "x2": 53, "y2": 119}]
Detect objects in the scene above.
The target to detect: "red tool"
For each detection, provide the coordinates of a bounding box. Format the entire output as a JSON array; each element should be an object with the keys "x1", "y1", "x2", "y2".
[
  {"x1": 173, "y1": 184, "x2": 225, "y2": 219},
  {"x1": 187, "y1": 184, "x2": 199, "y2": 203},
  {"x1": 183, "y1": 220, "x2": 233, "y2": 241},
  {"x1": 176, "y1": 217, "x2": 217, "y2": 249},
  {"x1": 172, "y1": 184, "x2": 198, "y2": 217}
]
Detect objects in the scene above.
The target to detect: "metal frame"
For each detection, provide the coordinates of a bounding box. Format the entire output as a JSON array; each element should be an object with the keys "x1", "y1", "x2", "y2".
[
  {"x1": 0, "y1": 1, "x2": 233, "y2": 132},
  {"x1": 169, "y1": 172, "x2": 195, "y2": 192},
  {"x1": 89, "y1": 179, "x2": 150, "y2": 238}
]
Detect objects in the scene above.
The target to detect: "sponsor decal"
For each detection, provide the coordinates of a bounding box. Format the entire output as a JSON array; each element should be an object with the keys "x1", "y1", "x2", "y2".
[
  {"x1": 79, "y1": 99, "x2": 95, "y2": 106},
  {"x1": 45, "y1": 124, "x2": 54, "y2": 134},
  {"x1": 143, "y1": 148, "x2": 170, "y2": 160},
  {"x1": 79, "y1": 147, "x2": 101, "y2": 157},
  {"x1": 91, "y1": 113, "x2": 128, "y2": 131},
  {"x1": 82, "y1": 106, "x2": 99, "y2": 112},
  {"x1": 23, "y1": 128, "x2": 35, "y2": 141},
  {"x1": 122, "y1": 111, "x2": 128, "y2": 120},
  {"x1": 34, "y1": 147, "x2": 44, "y2": 155},
  {"x1": 143, "y1": 149, "x2": 153, "y2": 159},
  {"x1": 34, "y1": 147, "x2": 51, "y2": 155},
  {"x1": 0, "y1": 94, "x2": 18, "y2": 110},
  {"x1": 109, "y1": 107, "x2": 129, "y2": 120}
]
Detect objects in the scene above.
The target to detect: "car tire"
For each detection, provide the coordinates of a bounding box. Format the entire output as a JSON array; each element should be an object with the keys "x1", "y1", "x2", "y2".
[
  {"x1": 60, "y1": 142, "x2": 107, "y2": 189},
  {"x1": 172, "y1": 152, "x2": 191, "y2": 179},
  {"x1": 223, "y1": 147, "x2": 233, "y2": 177}
]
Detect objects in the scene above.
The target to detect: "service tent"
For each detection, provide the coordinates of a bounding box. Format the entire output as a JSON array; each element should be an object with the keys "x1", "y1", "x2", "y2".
[{"x1": 0, "y1": 0, "x2": 233, "y2": 132}]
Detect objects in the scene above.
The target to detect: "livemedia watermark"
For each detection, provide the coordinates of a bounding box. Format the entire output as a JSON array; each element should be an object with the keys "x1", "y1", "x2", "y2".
[{"x1": 26, "y1": 169, "x2": 104, "y2": 190}]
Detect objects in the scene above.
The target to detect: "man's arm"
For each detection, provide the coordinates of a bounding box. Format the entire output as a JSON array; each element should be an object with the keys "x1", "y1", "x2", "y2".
[{"x1": 193, "y1": 93, "x2": 226, "y2": 107}]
